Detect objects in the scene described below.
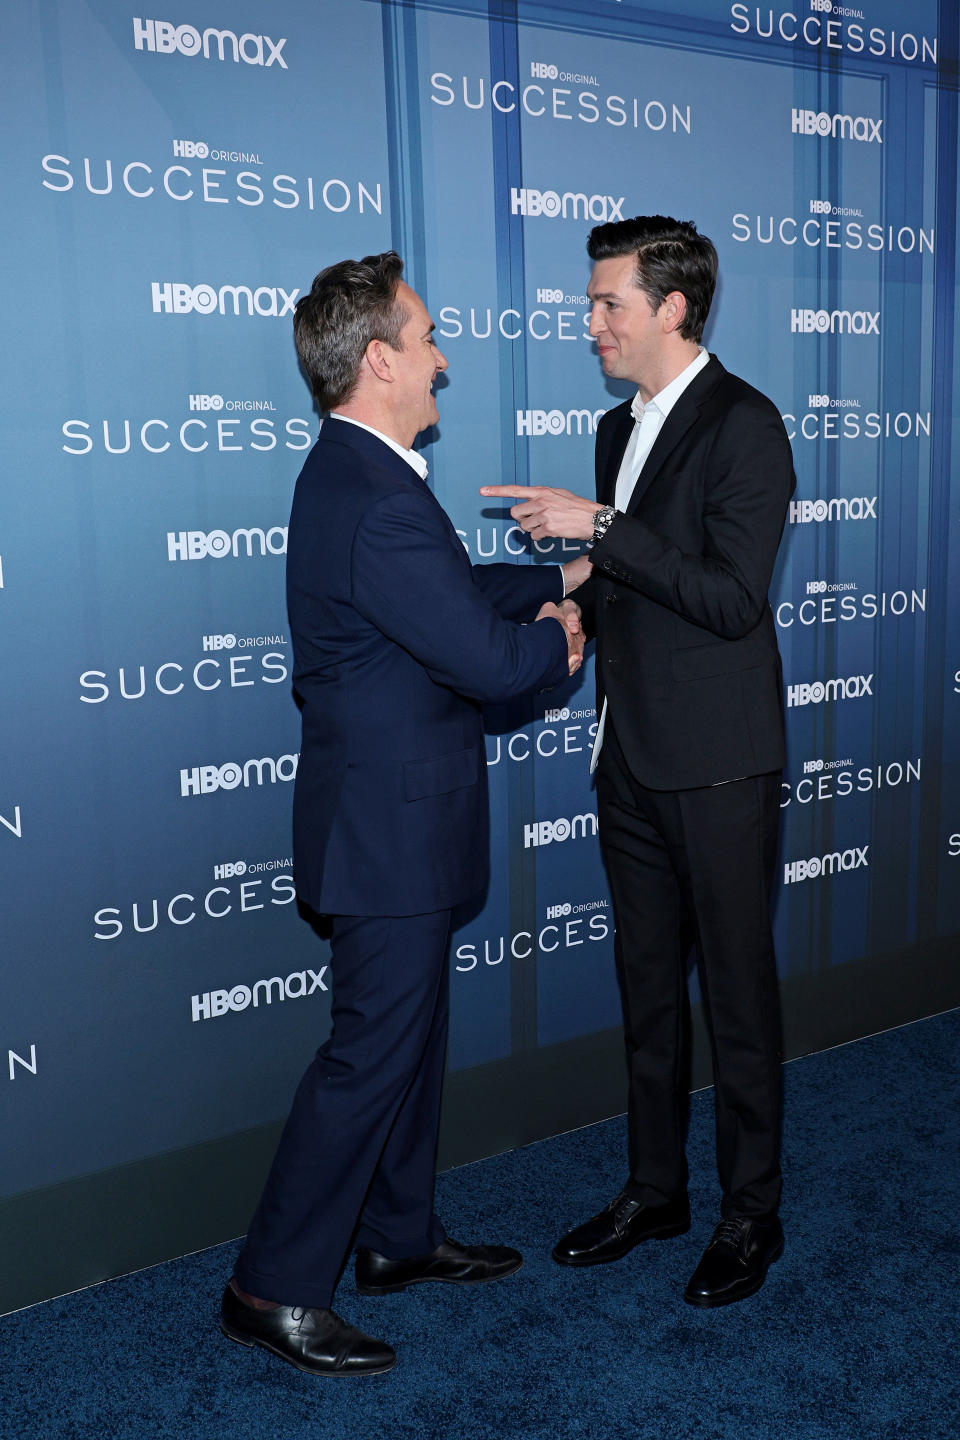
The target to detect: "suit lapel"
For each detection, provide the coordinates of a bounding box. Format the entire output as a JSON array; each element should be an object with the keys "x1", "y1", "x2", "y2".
[{"x1": 619, "y1": 357, "x2": 725, "y2": 516}]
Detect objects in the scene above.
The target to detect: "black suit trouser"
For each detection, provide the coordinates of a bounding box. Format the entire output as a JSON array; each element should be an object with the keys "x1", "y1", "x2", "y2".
[
  {"x1": 597, "y1": 723, "x2": 783, "y2": 1218},
  {"x1": 234, "y1": 908, "x2": 451, "y2": 1308}
]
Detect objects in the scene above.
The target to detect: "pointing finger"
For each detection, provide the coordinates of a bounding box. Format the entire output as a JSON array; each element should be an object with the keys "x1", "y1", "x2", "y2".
[{"x1": 479, "y1": 486, "x2": 542, "y2": 497}]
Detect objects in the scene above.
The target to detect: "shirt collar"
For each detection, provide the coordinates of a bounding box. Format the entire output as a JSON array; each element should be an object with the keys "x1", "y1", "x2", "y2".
[
  {"x1": 631, "y1": 347, "x2": 709, "y2": 426},
  {"x1": 328, "y1": 413, "x2": 428, "y2": 480}
]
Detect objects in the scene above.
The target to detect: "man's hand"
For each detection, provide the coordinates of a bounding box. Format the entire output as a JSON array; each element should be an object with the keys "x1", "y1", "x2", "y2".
[
  {"x1": 556, "y1": 598, "x2": 583, "y2": 635},
  {"x1": 561, "y1": 554, "x2": 594, "y2": 594},
  {"x1": 480, "y1": 485, "x2": 598, "y2": 541},
  {"x1": 536, "y1": 600, "x2": 584, "y2": 675}
]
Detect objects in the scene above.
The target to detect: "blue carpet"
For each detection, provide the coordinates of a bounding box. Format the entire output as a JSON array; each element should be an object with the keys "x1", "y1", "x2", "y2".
[{"x1": 2, "y1": 1010, "x2": 958, "y2": 1440}]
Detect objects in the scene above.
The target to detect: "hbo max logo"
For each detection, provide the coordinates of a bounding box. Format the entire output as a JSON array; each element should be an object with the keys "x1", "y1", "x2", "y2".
[
  {"x1": 167, "y1": 527, "x2": 287, "y2": 560},
  {"x1": 516, "y1": 408, "x2": 605, "y2": 437},
  {"x1": 191, "y1": 969, "x2": 328, "y2": 1023},
  {"x1": 189, "y1": 393, "x2": 224, "y2": 410},
  {"x1": 787, "y1": 675, "x2": 873, "y2": 707},
  {"x1": 783, "y1": 846, "x2": 869, "y2": 885},
  {"x1": 524, "y1": 813, "x2": 597, "y2": 848},
  {"x1": 530, "y1": 62, "x2": 559, "y2": 79},
  {"x1": 791, "y1": 108, "x2": 882, "y2": 144},
  {"x1": 133, "y1": 18, "x2": 288, "y2": 68},
  {"x1": 510, "y1": 188, "x2": 624, "y2": 221},
  {"x1": 545, "y1": 902, "x2": 572, "y2": 919},
  {"x1": 790, "y1": 309, "x2": 880, "y2": 335},
  {"x1": 152, "y1": 282, "x2": 298, "y2": 317},
  {"x1": 789, "y1": 498, "x2": 877, "y2": 523},
  {"x1": 180, "y1": 754, "x2": 298, "y2": 796}
]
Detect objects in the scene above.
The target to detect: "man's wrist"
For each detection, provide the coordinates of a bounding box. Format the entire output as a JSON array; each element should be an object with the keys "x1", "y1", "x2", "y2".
[{"x1": 591, "y1": 506, "x2": 617, "y2": 546}]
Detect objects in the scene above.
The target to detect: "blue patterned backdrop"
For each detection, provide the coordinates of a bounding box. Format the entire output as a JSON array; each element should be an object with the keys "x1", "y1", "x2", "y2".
[{"x1": 1, "y1": 0, "x2": 957, "y2": 1307}]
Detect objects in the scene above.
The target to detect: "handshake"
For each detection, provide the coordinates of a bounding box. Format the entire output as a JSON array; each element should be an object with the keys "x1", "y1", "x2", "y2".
[
  {"x1": 535, "y1": 549, "x2": 592, "y2": 675},
  {"x1": 481, "y1": 486, "x2": 596, "y2": 676},
  {"x1": 537, "y1": 599, "x2": 584, "y2": 676}
]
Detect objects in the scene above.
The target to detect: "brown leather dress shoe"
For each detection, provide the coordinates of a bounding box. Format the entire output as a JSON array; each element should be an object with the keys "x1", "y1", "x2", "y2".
[
  {"x1": 355, "y1": 1239, "x2": 522, "y2": 1294},
  {"x1": 552, "y1": 1190, "x2": 691, "y2": 1267},
  {"x1": 220, "y1": 1284, "x2": 396, "y2": 1376},
  {"x1": 683, "y1": 1215, "x2": 784, "y2": 1307}
]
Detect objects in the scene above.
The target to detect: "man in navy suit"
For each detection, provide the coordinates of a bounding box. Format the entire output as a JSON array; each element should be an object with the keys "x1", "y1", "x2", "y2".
[
  {"x1": 483, "y1": 216, "x2": 794, "y2": 1309},
  {"x1": 220, "y1": 252, "x2": 588, "y2": 1376}
]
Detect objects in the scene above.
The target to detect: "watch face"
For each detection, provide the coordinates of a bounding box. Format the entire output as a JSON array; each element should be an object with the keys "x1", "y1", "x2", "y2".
[{"x1": 593, "y1": 508, "x2": 614, "y2": 542}]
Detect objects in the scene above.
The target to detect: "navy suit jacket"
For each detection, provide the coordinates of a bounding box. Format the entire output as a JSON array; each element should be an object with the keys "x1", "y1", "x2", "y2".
[
  {"x1": 581, "y1": 356, "x2": 795, "y2": 790},
  {"x1": 286, "y1": 418, "x2": 568, "y2": 916}
]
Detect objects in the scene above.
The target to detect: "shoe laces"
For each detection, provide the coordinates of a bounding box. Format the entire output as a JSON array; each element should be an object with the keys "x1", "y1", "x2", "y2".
[
  {"x1": 610, "y1": 1192, "x2": 641, "y2": 1221},
  {"x1": 712, "y1": 1217, "x2": 750, "y2": 1250}
]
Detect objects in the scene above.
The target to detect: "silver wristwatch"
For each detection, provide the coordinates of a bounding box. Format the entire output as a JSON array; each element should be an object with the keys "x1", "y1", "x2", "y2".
[{"x1": 592, "y1": 506, "x2": 617, "y2": 545}]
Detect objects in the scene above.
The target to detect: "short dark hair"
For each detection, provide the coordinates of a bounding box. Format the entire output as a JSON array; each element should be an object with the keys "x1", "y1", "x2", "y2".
[
  {"x1": 293, "y1": 251, "x2": 408, "y2": 410},
  {"x1": 586, "y1": 215, "x2": 717, "y2": 343}
]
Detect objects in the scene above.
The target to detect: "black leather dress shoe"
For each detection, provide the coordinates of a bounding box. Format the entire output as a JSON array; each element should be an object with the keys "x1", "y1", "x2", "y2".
[
  {"x1": 355, "y1": 1239, "x2": 522, "y2": 1294},
  {"x1": 683, "y1": 1215, "x2": 784, "y2": 1308},
  {"x1": 220, "y1": 1285, "x2": 396, "y2": 1376},
  {"x1": 552, "y1": 1190, "x2": 691, "y2": 1267}
]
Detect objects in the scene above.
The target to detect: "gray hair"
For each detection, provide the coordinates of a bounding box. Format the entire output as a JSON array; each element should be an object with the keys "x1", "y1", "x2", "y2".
[{"x1": 293, "y1": 251, "x2": 408, "y2": 410}]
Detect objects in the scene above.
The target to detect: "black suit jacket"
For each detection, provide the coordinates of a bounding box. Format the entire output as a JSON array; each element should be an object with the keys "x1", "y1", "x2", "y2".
[{"x1": 580, "y1": 356, "x2": 795, "y2": 790}]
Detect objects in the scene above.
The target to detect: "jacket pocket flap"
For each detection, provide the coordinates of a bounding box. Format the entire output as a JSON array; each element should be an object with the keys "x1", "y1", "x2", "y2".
[
  {"x1": 404, "y1": 747, "x2": 478, "y2": 801},
  {"x1": 670, "y1": 636, "x2": 768, "y2": 681}
]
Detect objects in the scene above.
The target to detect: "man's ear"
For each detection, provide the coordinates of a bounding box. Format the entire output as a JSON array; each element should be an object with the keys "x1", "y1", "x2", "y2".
[
  {"x1": 660, "y1": 290, "x2": 689, "y2": 336},
  {"x1": 364, "y1": 337, "x2": 395, "y2": 382}
]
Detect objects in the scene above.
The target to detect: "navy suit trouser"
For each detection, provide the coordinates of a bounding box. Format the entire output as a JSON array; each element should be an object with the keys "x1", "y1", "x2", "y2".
[{"x1": 234, "y1": 908, "x2": 451, "y2": 1309}]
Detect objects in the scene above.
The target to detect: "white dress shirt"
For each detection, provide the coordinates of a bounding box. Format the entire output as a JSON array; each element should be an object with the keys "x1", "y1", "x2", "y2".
[
  {"x1": 612, "y1": 347, "x2": 709, "y2": 511},
  {"x1": 591, "y1": 347, "x2": 710, "y2": 770}
]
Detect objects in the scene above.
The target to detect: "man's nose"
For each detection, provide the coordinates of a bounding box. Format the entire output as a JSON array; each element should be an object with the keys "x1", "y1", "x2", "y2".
[{"x1": 435, "y1": 348, "x2": 449, "y2": 372}]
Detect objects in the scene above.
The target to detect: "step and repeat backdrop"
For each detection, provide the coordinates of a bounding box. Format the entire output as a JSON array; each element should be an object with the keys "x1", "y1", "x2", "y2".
[{"x1": 2, "y1": 0, "x2": 958, "y2": 1307}]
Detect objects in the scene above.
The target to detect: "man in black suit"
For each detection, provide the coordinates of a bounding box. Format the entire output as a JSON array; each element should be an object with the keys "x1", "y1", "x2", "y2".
[
  {"x1": 221, "y1": 252, "x2": 586, "y2": 1376},
  {"x1": 482, "y1": 215, "x2": 794, "y2": 1307}
]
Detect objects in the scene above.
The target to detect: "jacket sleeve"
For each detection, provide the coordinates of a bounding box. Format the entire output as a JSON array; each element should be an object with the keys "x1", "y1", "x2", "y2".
[
  {"x1": 589, "y1": 401, "x2": 795, "y2": 640},
  {"x1": 470, "y1": 561, "x2": 563, "y2": 621},
  {"x1": 572, "y1": 571, "x2": 599, "y2": 641},
  {"x1": 351, "y1": 487, "x2": 569, "y2": 702}
]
